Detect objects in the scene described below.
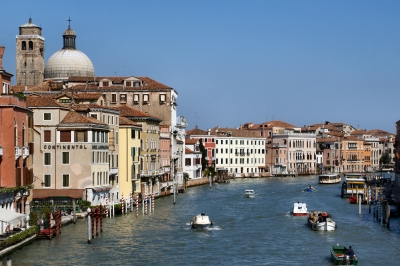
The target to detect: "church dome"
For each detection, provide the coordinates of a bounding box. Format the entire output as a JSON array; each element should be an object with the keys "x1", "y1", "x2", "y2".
[
  {"x1": 44, "y1": 23, "x2": 94, "y2": 81},
  {"x1": 44, "y1": 49, "x2": 95, "y2": 80}
]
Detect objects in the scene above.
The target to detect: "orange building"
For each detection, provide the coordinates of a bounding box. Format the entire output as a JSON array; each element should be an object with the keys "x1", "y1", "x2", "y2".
[{"x1": 0, "y1": 46, "x2": 33, "y2": 215}]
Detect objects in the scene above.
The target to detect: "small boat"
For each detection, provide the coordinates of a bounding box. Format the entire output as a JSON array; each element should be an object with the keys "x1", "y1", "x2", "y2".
[
  {"x1": 331, "y1": 244, "x2": 358, "y2": 265},
  {"x1": 308, "y1": 211, "x2": 336, "y2": 231},
  {"x1": 244, "y1": 190, "x2": 255, "y2": 198},
  {"x1": 190, "y1": 213, "x2": 213, "y2": 229},
  {"x1": 349, "y1": 196, "x2": 367, "y2": 205},
  {"x1": 304, "y1": 186, "x2": 317, "y2": 192},
  {"x1": 318, "y1": 173, "x2": 341, "y2": 184},
  {"x1": 291, "y1": 202, "x2": 308, "y2": 216}
]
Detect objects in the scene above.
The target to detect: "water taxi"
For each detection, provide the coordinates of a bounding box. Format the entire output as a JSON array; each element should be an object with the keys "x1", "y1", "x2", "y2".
[
  {"x1": 190, "y1": 213, "x2": 213, "y2": 229},
  {"x1": 291, "y1": 202, "x2": 308, "y2": 216},
  {"x1": 244, "y1": 190, "x2": 255, "y2": 198},
  {"x1": 318, "y1": 173, "x2": 341, "y2": 184},
  {"x1": 330, "y1": 244, "x2": 358, "y2": 265}
]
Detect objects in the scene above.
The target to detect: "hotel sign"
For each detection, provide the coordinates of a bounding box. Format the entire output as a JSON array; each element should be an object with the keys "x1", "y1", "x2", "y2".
[{"x1": 43, "y1": 145, "x2": 88, "y2": 150}]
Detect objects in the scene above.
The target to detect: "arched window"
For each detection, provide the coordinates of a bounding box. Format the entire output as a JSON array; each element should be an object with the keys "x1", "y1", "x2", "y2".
[
  {"x1": 28, "y1": 41, "x2": 33, "y2": 50},
  {"x1": 22, "y1": 41, "x2": 26, "y2": 50}
]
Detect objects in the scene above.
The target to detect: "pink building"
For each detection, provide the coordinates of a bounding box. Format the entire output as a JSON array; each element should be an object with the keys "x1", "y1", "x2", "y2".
[{"x1": 186, "y1": 127, "x2": 216, "y2": 168}]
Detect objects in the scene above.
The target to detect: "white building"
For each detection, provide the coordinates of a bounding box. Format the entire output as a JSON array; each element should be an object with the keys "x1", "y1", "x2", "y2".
[
  {"x1": 184, "y1": 139, "x2": 202, "y2": 179},
  {"x1": 210, "y1": 127, "x2": 265, "y2": 177}
]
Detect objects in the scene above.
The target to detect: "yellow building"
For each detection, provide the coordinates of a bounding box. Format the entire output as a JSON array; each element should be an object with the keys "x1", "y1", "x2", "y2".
[{"x1": 118, "y1": 116, "x2": 142, "y2": 200}]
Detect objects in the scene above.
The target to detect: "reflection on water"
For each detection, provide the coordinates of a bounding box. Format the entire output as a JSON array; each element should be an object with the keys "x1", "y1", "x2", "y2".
[{"x1": 3, "y1": 175, "x2": 400, "y2": 265}]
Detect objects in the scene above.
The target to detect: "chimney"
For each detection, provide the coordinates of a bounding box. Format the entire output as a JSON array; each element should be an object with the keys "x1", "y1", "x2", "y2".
[{"x1": 0, "y1": 46, "x2": 4, "y2": 69}]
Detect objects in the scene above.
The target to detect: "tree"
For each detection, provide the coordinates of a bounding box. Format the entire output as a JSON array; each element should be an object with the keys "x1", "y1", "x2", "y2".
[
  {"x1": 380, "y1": 150, "x2": 391, "y2": 165},
  {"x1": 199, "y1": 139, "x2": 208, "y2": 169}
]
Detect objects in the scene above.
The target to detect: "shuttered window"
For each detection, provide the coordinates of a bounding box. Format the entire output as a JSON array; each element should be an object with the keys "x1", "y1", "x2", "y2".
[{"x1": 60, "y1": 131, "x2": 71, "y2": 142}]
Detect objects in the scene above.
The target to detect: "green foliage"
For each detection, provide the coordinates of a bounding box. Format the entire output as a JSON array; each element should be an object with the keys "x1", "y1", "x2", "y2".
[
  {"x1": 0, "y1": 185, "x2": 34, "y2": 194},
  {"x1": 204, "y1": 166, "x2": 216, "y2": 177},
  {"x1": 0, "y1": 226, "x2": 38, "y2": 249},
  {"x1": 78, "y1": 199, "x2": 91, "y2": 211},
  {"x1": 199, "y1": 139, "x2": 208, "y2": 169},
  {"x1": 29, "y1": 211, "x2": 38, "y2": 226},
  {"x1": 380, "y1": 150, "x2": 391, "y2": 165},
  {"x1": 183, "y1": 172, "x2": 189, "y2": 180}
]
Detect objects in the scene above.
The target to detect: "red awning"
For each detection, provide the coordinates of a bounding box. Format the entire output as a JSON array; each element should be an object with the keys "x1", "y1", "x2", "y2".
[
  {"x1": 258, "y1": 166, "x2": 265, "y2": 168},
  {"x1": 92, "y1": 186, "x2": 112, "y2": 193},
  {"x1": 33, "y1": 189, "x2": 84, "y2": 199}
]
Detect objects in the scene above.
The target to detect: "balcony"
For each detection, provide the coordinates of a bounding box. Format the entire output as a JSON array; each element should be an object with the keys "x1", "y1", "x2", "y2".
[
  {"x1": 109, "y1": 167, "x2": 118, "y2": 175},
  {"x1": 23, "y1": 146, "x2": 30, "y2": 159},
  {"x1": 0, "y1": 146, "x2": 3, "y2": 156},
  {"x1": 15, "y1": 146, "x2": 22, "y2": 159}
]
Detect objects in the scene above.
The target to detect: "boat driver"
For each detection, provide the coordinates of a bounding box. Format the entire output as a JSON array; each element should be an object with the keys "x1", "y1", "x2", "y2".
[{"x1": 344, "y1": 246, "x2": 355, "y2": 257}]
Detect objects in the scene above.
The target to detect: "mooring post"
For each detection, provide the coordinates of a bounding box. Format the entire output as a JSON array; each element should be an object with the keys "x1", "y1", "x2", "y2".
[
  {"x1": 100, "y1": 204, "x2": 103, "y2": 232},
  {"x1": 87, "y1": 207, "x2": 91, "y2": 244},
  {"x1": 95, "y1": 207, "x2": 99, "y2": 236},
  {"x1": 91, "y1": 209, "x2": 95, "y2": 239},
  {"x1": 136, "y1": 196, "x2": 139, "y2": 217},
  {"x1": 152, "y1": 194, "x2": 155, "y2": 213},
  {"x1": 72, "y1": 200, "x2": 77, "y2": 224},
  {"x1": 358, "y1": 195, "x2": 361, "y2": 214},
  {"x1": 209, "y1": 174, "x2": 212, "y2": 189}
]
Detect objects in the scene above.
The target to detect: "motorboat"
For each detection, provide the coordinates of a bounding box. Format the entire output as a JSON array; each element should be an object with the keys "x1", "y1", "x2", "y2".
[
  {"x1": 331, "y1": 244, "x2": 358, "y2": 265},
  {"x1": 244, "y1": 190, "x2": 255, "y2": 198},
  {"x1": 291, "y1": 202, "x2": 308, "y2": 216},
  {"x1": 341, "y1": 173, "x2": 367, "y2": 199},
  {"x1": 190, "y1": 214, "x2": 213, "y2": 229},
  {"x1": 308, "y1": 211, "x2": 336, "y2": 231},
  {"x1": 318, "y1": 173, "x2": 341, "y2": 184},
  {"x1": 304, "y1": 186, "x2": 317, "y2": 192}
]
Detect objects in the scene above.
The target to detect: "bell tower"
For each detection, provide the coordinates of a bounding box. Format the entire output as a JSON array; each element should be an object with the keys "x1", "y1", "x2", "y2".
[{"x1": 16, "y1": 18, "x2": 45, "y2": 86}]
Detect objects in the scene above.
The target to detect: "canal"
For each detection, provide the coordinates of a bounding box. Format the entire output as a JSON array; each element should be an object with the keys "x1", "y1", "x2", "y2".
[{"x1": 3, "y1": 175, "x2": 400, "y2": 265}]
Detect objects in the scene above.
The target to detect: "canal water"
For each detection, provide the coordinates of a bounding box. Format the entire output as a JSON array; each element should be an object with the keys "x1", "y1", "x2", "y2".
[{"x1": 3, "y1": 175, "x2": 400, "y2": 265}]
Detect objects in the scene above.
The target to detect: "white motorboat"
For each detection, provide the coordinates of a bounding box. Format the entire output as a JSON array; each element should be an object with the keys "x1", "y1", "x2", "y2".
[
  {"x1": 308, "y1": 211, "x2": 336, "y2": 231},
  {"x1": 319, "y1": 173, "x2": 341, "y2": 184},
  {"x1": 292, "y1": 202, "x2": 308, "y2": 216},
  {"x1": 190, "y1": 214, "x2": 213, "y2": 229},
  {"x1": 244, "y1": 190, "x2": 255, "y2": 198}
]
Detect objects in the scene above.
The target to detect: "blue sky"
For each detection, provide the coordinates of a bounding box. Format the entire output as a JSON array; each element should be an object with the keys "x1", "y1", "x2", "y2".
[{"x1": 1, "y1": 1, "x2": 399, "y2": 133}]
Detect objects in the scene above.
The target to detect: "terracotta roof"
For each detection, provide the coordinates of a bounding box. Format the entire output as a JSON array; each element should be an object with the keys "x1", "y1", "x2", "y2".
[
  {"x1": 211, "y1": 127, "x2": 262, "y2": 138},
  {"x1": 60, "y1": 111, "x2": 107, "y2": 125},
  {"x1": 186, "y1": 127, "x2": 208, "y2": 136},
  {"x1": 113, "y1": 105, "x2": 161, "y2": 121},
  {"x1": 185, "y1": 147, "x2": 194, "y2": 154},
  {"x1": 342, "y1": 136, "x2": 362, "y2": 141},
  {"x1": 12, "y1": 80, "x2": 62, "y2": 93},
  {"x1": 350, "y1": 129, "x2": 369, "y2": 135},
  {"x1": 185, "y1": 139, "x2": 198, "y2": 145},
  {"x1": 242, "y1": 120, "x2": 297, "y2": 129},
  {"x1": 316, "y1": 137, "x2": 340, "y2": 143},
  {"x1": 26, "y1": 95, "x2": 64, "y2": 108},
  {"x1": 33, "y1": 189, "x2": 84, "y2": 199},
  {"x1": 119, "y1": 116, "x2": 142, "y2": 127},
  {"x1": 368, "y1": 129, "x2": 395, "y2": 137},
  {"x1": 69, "y1": 104, "x2": 118, "y2": 113},
  {"x1": 67, "y1": 76, "x2": 172, "y2": 90}
]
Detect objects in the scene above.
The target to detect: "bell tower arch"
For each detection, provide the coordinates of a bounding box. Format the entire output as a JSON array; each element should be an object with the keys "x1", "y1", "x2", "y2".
[{"x1": 16, "y1": 18, "x2": 45, "y2": 86}]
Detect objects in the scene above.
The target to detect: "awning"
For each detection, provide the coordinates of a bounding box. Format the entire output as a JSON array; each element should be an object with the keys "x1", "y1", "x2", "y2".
[
  {"x1": 0, "y1": 208, "x2": 26, "y2": 223},
  {"x1": 258, "y1": 166, "x2": 265, "y2": 168},
  {"x1": 32, "y1": 189, "x2": 84, "y2": 199},
  {"x1": 92, "y1": 186, "x2": 112, "y2": 193}
]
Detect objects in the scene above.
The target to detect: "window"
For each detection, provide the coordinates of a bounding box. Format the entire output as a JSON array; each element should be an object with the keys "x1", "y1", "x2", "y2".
[
  {"x1": 111, "y1": 94, "x2": 117, "y2": 103},
  {"x1": 116, "y1": 132, "x2": 119, "y2": 145},
  {"x1": 91, "y1": 114, "x2": 98, "y2": 119},
  {"x1": 131, "y1": 129, "x2": 136, "y2": 139},
  {"x1": 62, "y1": 152, "x2": 69, "y2": 164},
  {"x1": 62, "y1": 174, "x2": 69, "y2": 187},
  {"x1": 44, "y1": 130, "x2": 51, "y2": 142},
  {"x1": 44, "y1": 153, "x2": 51, "y2": 165},
  {"x1": 143, "y1": 94, "x2": 149, "y2": 103},
  {"x1": 185, "y1": 158, "x2": 191, "y2": 166},
  {"x1": 133, "y1": 94, "x2": 139, "y2": 104},
  {"x1": 126, "y1": 81, "x2": 132, "y2": 87},
  {"x1": 159, "y1": 94, "x2": 166, "y2": 104},
  {"x1": 60, "y1": 131, "x2": 71, "y2": 142},
  {"x1": 75, "y1": 131, "x2": 87, "y2": 142},
  {"x1": 44, "y1": 113, "x2": 51, "y2": 121},
  {"x1": 103, "y1": 81, "x2": 109, "y2": 87},
  {"x1": 22, "y1": 41, "x2": 26, "y2": 50},
  {"x1": 44, "y1": 175, "x2": 51, "y2": 187},
  {"x1": 120, "y1": 94, "x2": 127, "y2": 103},
  {"x1": 28, "y1": 41, "x2": 33, "y2": 50}
]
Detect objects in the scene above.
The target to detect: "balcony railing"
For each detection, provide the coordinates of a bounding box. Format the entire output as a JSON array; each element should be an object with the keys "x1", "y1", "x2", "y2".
[
  {"x1": 15, "y1": 146, "x2": 22, "y2": 159},
  {"x1": 23, "y1": 146, "x2": 30, "y2": 159},
  {"x1": 109, "y1": 167, "x2": 118, "y2": 175}
]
